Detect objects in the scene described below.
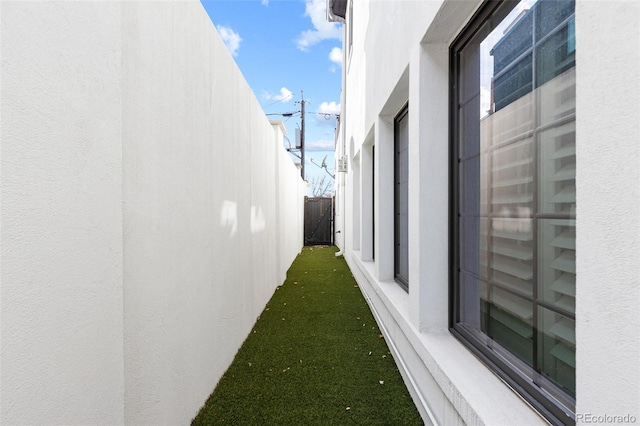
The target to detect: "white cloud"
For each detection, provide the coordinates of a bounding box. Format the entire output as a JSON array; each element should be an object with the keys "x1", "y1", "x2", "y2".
[
  {"x1": 329, "y1": 47, "x2": 342, "y2": 66},
  {"x1": 264, "y1": 87, "x2": 293, "y2": 103},
  {"x1": 261, "y1": 0, "x2": 269, "y2": 5},
  {"x1": 296, "y1": 0, "x2": 342, "y2": 51},
  {"x1": 306, "y1": 139, "x2": 335, "y2": 151},
  {"x1": 318, "y1": 101, "x2": 340, "y2": 115},
  {"x1": 216, "y1": 25, "x2": 242, "y2": 57},
  {"x1": 314, "y1": 101, "x2": 340, "y2": 127}
]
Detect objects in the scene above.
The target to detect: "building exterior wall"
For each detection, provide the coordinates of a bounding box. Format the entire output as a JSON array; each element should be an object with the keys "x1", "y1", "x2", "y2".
[
  {"x1": 1, "y1": 3, "x2": 126, "y2": 424},
  {"x1": 334, "y1": 0, "x2": 639, "y2": 424},
  {"x1": 0, "y1": 1, "x2": 305, "y2": 424},
  {"x1": 575, "y1": 1, "x2": 640, "y2": 419}
]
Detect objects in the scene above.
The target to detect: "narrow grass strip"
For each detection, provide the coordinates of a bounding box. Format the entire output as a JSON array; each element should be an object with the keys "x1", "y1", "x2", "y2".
[{"x1": 192, "y1": 246, "x2": 423, "y2": 425}]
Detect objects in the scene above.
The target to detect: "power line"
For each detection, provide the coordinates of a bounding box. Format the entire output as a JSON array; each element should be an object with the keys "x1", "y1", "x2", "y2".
[
  {"x1": 262, "y1": 92, "x2": 296, "y2": 109},
  {"x1": 309, "y1": 112, "x2": 340, "y2": 119},
  {"x1": 267, "y1": 91, "x2": 307, "y2": 180},
  {"x1": 265, "y1": 111, "x2": 299, "y2": 117}
]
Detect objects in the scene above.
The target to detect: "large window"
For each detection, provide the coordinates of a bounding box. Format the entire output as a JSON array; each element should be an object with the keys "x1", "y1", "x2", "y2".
[
  {"x1": 395, "y1": 105, "x2": 409, "y2": 290},
  {"x1": 450, "y1": 1, "x2": 575, "y2": 423}
]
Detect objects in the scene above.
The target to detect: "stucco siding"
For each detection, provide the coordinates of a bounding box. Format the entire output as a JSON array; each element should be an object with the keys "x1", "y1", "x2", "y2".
[
  {"x1": 336, "y1": 0, "x2": 640, "y2": 424},
  {"x1": 0, "y1": 1, "x2": 305, "y2": 424},
  {"x1": 1, "y1": 2, "x2": 125, "y2": 424},
  {"x1": 575, "y1": 0, "x2": 640, "y2": 419}
]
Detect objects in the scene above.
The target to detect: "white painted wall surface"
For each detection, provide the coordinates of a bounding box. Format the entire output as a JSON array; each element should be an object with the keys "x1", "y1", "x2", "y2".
[
  {"x1": 336, "y1": 0, "x2": 640, "y2": 424},
  {"x1": 1, "y1": 3, "x2": 125, "y2": 424},
  {"x1": 575, "y1": 1, "x2": 640, "y2": 420},
  {"x1": 274, "y1": 122, "x2": 308, "y2": 285},
  {"x1": 1, "y1": 1, "x2": 304, "y2": 424}
]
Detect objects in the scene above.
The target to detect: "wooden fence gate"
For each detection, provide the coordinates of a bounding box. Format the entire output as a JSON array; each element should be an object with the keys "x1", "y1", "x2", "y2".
[{"x1": 304, "y1": 197, "x2": 334, "y2": 246}]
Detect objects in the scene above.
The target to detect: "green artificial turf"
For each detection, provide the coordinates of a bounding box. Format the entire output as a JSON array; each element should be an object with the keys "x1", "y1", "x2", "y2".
[{"x1": 192, "y1": 246, "x2": 423, "y2": 425}]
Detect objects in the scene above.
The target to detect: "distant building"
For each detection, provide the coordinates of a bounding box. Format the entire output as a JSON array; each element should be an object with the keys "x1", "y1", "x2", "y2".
[{"x1": 491, "y1": 0, "x2": 576, "y2": 112}]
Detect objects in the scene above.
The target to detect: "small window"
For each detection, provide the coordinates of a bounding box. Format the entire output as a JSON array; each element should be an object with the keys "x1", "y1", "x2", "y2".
[
  {"x1": 395, "y1": 105, "x2": 409, "y2": 290},
  {"x1": 372, "y1": 144, "x2": 375, "y2": 260},
  {"x1": 450, "y1": 1, "x2": 576, "y2": 424}
]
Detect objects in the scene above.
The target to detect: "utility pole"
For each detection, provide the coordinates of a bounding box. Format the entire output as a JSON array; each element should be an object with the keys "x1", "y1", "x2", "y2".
[{"x1": 300, "y1": 90, "x2": 306, "y2": 181}]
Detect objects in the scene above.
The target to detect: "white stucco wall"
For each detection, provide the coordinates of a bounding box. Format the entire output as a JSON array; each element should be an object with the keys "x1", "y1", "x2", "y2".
[
  {"x1": 575, "y1": 1, "x2": 640, "y2": 420},
  {"x1": 1, "y1": 1, "x2": 304, "y2": 424},
  {"x1": 275, "y1": 121, "x2": 309, "y2": 285},
  {"x1": 336, "y1": 0, "x2": 640, "y2": 424},
  {"x1": 1, "y1": 3, "x2": 125, "y2": 424}
]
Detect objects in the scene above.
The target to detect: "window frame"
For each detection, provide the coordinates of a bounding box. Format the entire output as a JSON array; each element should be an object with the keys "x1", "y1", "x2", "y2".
[
  {"x1": 372, "y1": 144, "x2": 375, "y2": 261},
  {"x1": 448, "y1": 1, "x2": 576, "y2": 424},
  {"x1": 394, "y1": 103, "x2": 409, "y2": 291}
]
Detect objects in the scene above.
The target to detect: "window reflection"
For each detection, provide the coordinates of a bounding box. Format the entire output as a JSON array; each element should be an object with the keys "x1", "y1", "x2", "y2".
[{"x1": 456, "y1": 0, "x2": 576, "y2": 410}]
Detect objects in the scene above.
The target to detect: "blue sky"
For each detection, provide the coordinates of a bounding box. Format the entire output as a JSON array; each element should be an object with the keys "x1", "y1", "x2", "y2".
[{"x1": 200, "y1": 0, "x2": 342, "y2": 195}]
